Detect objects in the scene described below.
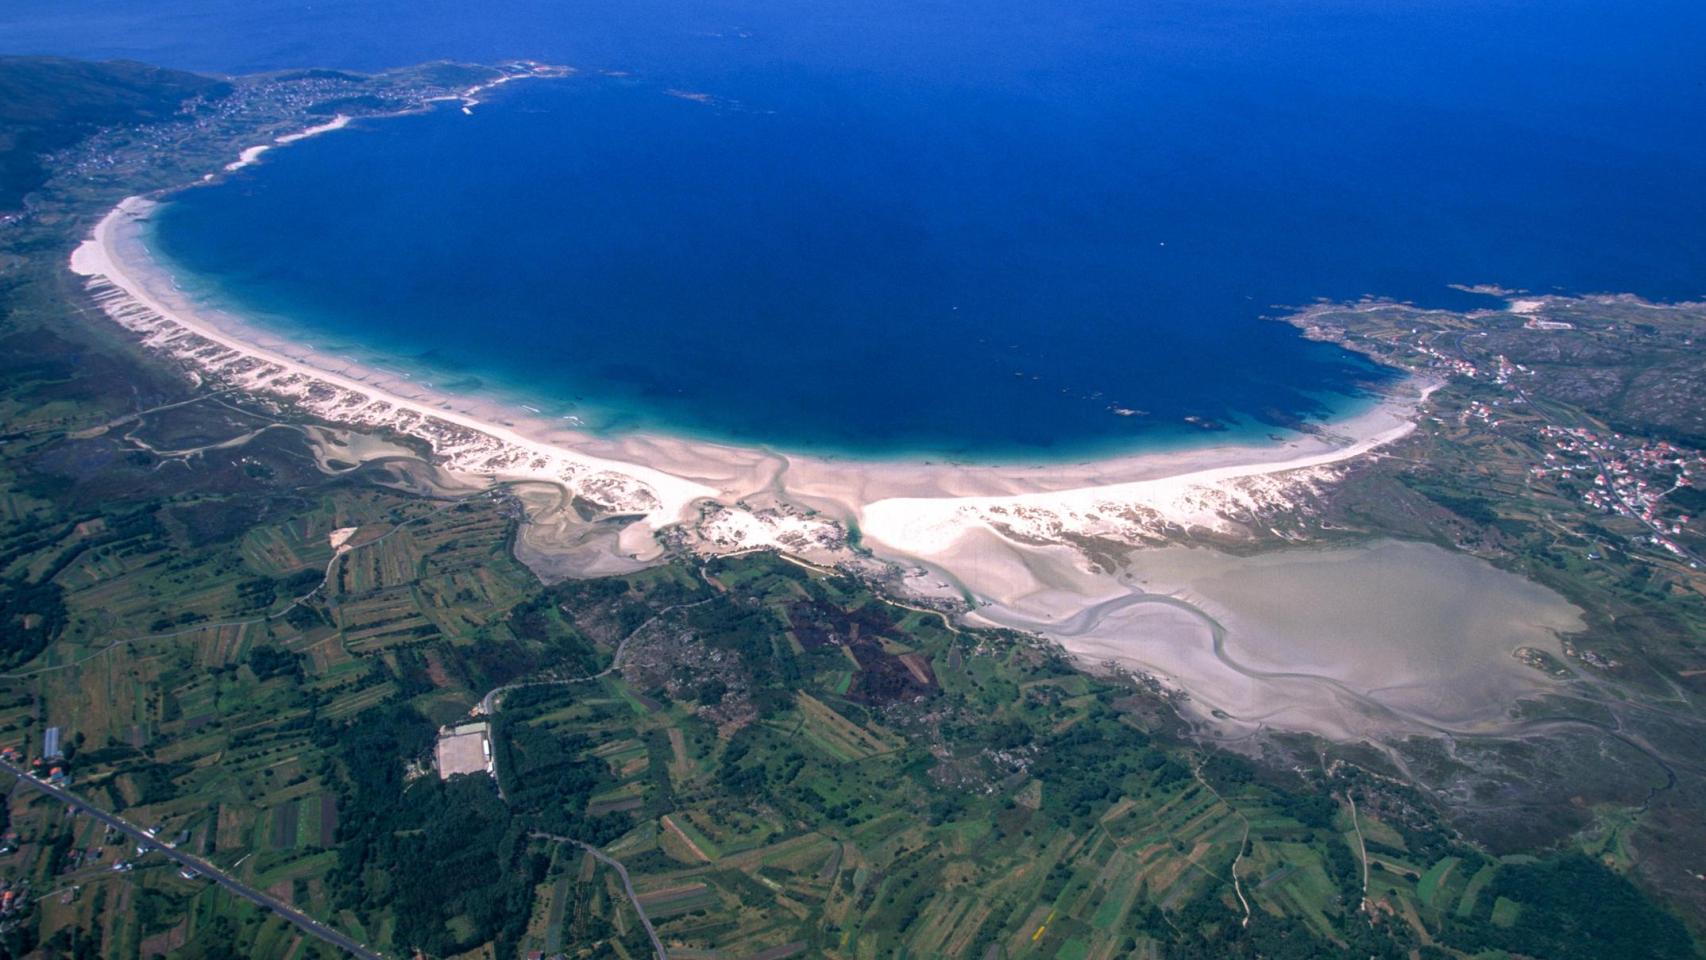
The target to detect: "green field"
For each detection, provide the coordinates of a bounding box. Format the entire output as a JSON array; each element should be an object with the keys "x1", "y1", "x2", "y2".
[
  {"x1": 1417, "y1": 855, "x2": 1460, "y2": 909},
  {"x1": 0, "y1": 51, "x2": 1702, "y2": 959}
]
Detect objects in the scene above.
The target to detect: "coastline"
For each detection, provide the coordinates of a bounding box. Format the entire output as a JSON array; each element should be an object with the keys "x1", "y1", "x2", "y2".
[
  {"x1": 59, "y1": 116, "x2": 1486, "y2": 742},
  {"x1": 219, "y1": 114, "x2": 353, "y2": 174},
  {"x1": 72, "y1": 194, "x2": 1434, "y2": 562},
  {"x1": 73, "y1": 197, "x2": 718, "y2": 543}
]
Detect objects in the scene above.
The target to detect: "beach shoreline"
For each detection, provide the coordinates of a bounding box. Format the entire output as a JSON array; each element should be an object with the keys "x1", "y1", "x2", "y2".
[
  {"x1": 62, "y1": 124, "x2": 1481, "y2": 742},
  {"x1": 219, "y1": 114, "x2": 353, "y2": 174},
  {"x1": 76, "y1": 191, "x2": 1589, "y2": 745},
  {"x1": 73, "y1": 192, "x2": 1433, "y2": 538},
  {"x1": 73, "y1": 193, "x2": 1434, "y2": 552}
]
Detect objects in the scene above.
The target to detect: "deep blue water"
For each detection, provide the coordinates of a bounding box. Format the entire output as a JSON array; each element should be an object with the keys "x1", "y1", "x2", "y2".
[{"x1": 10, "y1": 1, "x2": 1706, "y2": 458}]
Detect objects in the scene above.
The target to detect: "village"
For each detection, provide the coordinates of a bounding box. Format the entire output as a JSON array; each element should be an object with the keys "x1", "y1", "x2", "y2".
[
  {"x1": 1332, "y1": 307, "x2": 1706, "y2": 567},
  {"x1": 1528, "y1": 425, "x2": 1702, "y2": 557}
]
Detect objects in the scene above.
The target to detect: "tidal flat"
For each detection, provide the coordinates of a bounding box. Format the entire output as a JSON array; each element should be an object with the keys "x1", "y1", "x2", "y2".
[{"x1": 973, "y1": 539, "x2": 1585, "y2": 741}]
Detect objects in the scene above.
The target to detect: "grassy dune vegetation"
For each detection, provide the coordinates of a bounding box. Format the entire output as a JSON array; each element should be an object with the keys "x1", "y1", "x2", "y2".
[
  {"x1": 0, "y1": 55, "x2": 1700, "y2": 960},
  {"x1": 0, "y1": 348, "x2": 1692, "y2": 956}
]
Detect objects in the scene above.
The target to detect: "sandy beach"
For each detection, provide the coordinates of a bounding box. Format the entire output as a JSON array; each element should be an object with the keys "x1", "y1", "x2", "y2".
[
  {"x1": 72, "y1": 198, "x2": 718, "y2": 545},
  {"x1": 68, "y1": 126, "x2": 1560, "y2": 744},
  {"x1": 221, "y1": 115, "x2": 353, "y2": 174},
  {"x1": 73, "y1": 193, "x2": 1433, "y2": 560}
]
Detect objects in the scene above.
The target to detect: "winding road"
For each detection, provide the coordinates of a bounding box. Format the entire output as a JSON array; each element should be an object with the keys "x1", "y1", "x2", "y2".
[
  {"x1": 530, "y1": 832, "x2": 667, "y2": 960},
  {"x1": 1345, "y1": 790, "x2": 1370, "y2": 911},
  {"x1": 476, "y1": 596, "x2": 712, "y2": 715},
  {"x1": 1190, "y1": 762, "x2": 1252, "y2": 928},
  {"x1": 1, "y1": 487, "x2": 498, "y2": 682},
  {"x1": 470, "y1": 595, "x2": 718, "y2": 957}
]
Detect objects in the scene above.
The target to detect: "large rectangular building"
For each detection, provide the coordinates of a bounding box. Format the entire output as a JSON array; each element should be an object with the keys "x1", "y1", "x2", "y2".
[{"x1": 435, "y1": 721, "x2": 493, "y2": 779}]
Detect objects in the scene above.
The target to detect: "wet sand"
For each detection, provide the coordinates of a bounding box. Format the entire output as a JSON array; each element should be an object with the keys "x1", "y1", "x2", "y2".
[
  {"x1": 972, "y1": 540, "x2": 1584, "y2": 741},
  {"x1": 74, "y1": 194, "x2": 1434, "y2": 563},
  {"x1": 64, "y1": 124, "x2": 1541, "y2": 746}
]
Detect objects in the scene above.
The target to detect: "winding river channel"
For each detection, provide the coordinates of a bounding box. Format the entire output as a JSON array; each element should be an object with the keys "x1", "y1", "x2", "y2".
[{"x1": 971, "y1": 539, "x2": 1586, "y2": 742}]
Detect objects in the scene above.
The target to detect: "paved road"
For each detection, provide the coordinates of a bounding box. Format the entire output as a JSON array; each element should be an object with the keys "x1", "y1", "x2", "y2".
[
  {"x1": 1439, "y1": 329, "x2": 1701, "y2": 567},
  {"x1": 1346, "y1": 790, "x2": 1370, "y2": 911},
  {"x1": 0, "y1": 759, "x2": 383, "y2": 960},
  {"x1": 531, "y1": 832, "x2": 666, "y2": 960},
  {"x1": 1191, "y1": 763, "x2": 1251, "y2": 928},
  {"x1": 477, "y1": 597, "x2": 713, "y2": 715}
]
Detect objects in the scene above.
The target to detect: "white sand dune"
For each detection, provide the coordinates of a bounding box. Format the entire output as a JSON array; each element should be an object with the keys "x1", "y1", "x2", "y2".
[
  {"x1": 72, "y1": 197, "x2": 717, "y2": 557},
  {"x1": 73, "y1": 195, "x2": 1429, "y2": 566},
  {"x1": 70, "y1": 154, "x2": 1501, "y2": 741}
]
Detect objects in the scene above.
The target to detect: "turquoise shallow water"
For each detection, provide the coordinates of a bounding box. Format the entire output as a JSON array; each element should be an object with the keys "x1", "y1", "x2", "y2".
[
  {"x1": 15, "y1": 0, "x2": 1701, "y2": 459},
  {"x1": 145, "y1": 78, "x2": 1398, "y2": 460}
]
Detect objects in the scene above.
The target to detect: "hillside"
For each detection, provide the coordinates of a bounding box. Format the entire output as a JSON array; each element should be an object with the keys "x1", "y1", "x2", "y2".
[
  {"x1": 0, "y1": 54, "x2": 1701, "y2": 959},
  {"x1": 0, "y1": 56, "x2": 228, "y2": 210}
]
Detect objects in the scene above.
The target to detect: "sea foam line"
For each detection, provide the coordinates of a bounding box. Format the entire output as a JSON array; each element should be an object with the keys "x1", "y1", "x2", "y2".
[
  {"x1": 71, "y1": 197, "x2": 716, "y2": 545},
  {"x1": 70, "y1": 192, "x2": 1435, "y2": 564}
]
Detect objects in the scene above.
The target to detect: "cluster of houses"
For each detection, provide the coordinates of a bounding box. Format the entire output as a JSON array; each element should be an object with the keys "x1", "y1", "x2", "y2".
[
  {"x1": 1461, "y1": 398, "x2": 1512, "y2": 427},
  {"x1": 1409, "y1": 338, "x2": 1479, "y2": 379},
  {"x1": 48, "y1": 71, "x2": 375, "y2": 185},
  {"x1": 1528, "y1": 425, "x2": 1700, "y2": 557},
  {"x1": 1489, "y1": 354, "x2": 1526, "y2": 385},
  {"x1": 0, "y1": 880, "x2": 28, "y2": 921},
  {"x1": 1560, "y1": 637, "x2": 1622, "y2": 671},
  {"x1": 2, "y1": 732, "x2": 69, "y2": 786}
]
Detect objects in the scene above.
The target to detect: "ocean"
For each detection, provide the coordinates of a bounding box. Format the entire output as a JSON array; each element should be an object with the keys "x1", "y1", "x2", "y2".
[{"x1": 10, "y1": 0, "x2": 1705, "y2": 458}]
